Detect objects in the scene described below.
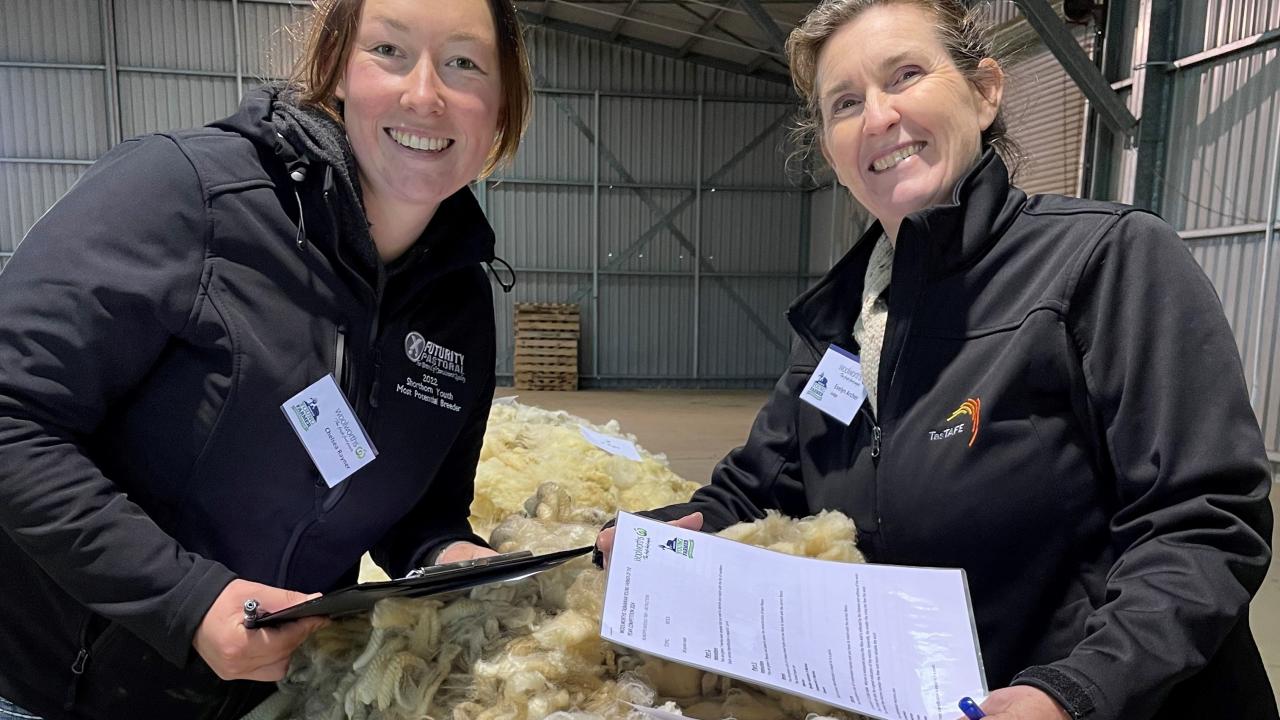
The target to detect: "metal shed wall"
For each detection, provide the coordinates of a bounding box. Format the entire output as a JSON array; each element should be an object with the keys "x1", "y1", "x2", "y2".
[
  {"x1": 1085, "y1": 0, "x2": 1280, "y2": 457},
  {"x1": 0, "y1": 0, "x2": 809, "y2": 386}
]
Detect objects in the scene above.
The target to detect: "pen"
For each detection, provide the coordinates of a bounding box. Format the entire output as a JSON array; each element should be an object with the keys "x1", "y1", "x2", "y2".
[{"x1": 958, "y1": 697, "x2": 986, "y2": 719}]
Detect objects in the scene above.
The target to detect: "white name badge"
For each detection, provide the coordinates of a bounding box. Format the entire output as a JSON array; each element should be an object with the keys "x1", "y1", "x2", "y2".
[
  {"x1": 798, "y1": 343, "x2": 867, "y2": 425},
  {"x1": 281, "y1": 374, "x2": 378, "y2": 488}
]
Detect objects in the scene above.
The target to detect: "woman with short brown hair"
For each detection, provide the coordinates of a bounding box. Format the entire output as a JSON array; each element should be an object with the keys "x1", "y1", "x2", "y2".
[{"x1": 0, "y1": 1, "x2": 532, "y2": 717}]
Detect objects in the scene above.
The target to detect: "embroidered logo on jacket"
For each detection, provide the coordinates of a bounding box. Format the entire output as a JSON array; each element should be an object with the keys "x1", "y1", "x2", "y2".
[
  {"x1": 404, "y1": 331, "x2": 466, "y2": 383},
  {"x1": 929, "y1": 398, "x2": 981, "y2": 447}
]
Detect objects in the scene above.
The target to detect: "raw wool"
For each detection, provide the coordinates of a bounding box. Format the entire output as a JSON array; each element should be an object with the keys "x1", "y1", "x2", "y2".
[
  {"x1": 470, "y1": 402, "x2": 703, "y2": 539},
  {"x1": 255, "y1": 401, "x2": 869, "y2": 720}
]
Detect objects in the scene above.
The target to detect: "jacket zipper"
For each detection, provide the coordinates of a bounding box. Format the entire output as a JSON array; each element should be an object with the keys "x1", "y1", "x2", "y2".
[
  {"x1": 64, "y1": 614, "x2": 105, "y2": 710},
  {"x1": 859, "y1": 404, "x2": 882, "y2": 459},
  {"x1": 334, "y1": 325, "x2": 347, "y2": 392}
]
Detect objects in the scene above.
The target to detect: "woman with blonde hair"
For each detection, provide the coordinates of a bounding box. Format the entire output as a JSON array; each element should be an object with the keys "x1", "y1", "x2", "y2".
[
  {"x1": 0, "y1": 0, "x2": 531, "y2": 717},
  {"x1": 598, "y1": 1, "x2": 1274, "y2": 717}
]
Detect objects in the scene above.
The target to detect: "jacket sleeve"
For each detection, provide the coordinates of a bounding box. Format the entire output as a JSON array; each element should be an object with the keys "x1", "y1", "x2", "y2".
[
  {"x1": 0, "y1": 135, "x2": 237, "y2": 667},
  {"x1": 1010, "y1": 210, "x2": 1273, "y2": 719},
  {"x1": 371, "y1": 371, "x2": 495, "y2": 576},
  {"x1": 643, "y1": 337, "x2": 814, "y2": 532}
]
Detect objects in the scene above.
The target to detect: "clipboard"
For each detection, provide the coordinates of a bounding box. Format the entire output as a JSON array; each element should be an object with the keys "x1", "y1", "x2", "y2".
[{"x1": 244, "y1": 545, "x2": 593, "y2": 628}]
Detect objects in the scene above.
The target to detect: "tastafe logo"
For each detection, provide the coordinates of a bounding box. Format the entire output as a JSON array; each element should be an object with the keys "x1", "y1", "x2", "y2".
[{"x1": 944, "y1": 398, "x2": 981, "y2": 447}]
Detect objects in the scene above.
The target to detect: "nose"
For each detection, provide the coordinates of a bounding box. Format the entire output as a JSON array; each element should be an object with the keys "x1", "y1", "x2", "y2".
[
  {"x1": 862, "y1": 90, "x2": 898, "y2": 136},
  {"x1": 401, "y1": 59, "x2": 446, "y2": 114}
]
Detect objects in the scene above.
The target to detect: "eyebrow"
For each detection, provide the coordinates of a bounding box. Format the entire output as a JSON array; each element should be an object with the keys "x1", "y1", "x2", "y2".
[
  {"x1": 370, "y1": 15, "x2": 410, "y2": 34},
  {"x1": 445, "y1": 31, "x2": 493, "y2": 45}
]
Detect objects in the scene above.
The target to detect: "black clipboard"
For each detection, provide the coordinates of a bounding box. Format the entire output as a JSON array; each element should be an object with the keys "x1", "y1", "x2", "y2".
[{"x1": 244, "y1": 546, "x2": 593, "y2": 628}]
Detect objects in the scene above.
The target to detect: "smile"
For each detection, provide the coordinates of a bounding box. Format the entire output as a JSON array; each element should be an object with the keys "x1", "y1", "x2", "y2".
[
  {"x1": 386, "y1": 128, "x2": 454, "y2": 153},
  {"x1": 869, "y1": 142, "x2": 926, "y2": 173}
]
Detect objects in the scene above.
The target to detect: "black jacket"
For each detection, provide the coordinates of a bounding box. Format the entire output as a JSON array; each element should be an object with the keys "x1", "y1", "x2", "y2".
[
  {"x1": 646, "y1": 151, "x2": 1275, "y2": 719},
  {"x1": 0, "y1": 86, "x2": 498, "y2": 718}
]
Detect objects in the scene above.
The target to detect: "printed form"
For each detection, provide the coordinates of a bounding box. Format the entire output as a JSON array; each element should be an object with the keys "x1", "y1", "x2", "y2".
[{"x1": 600, "y1": 512, "x2": 987, "y2": 720}]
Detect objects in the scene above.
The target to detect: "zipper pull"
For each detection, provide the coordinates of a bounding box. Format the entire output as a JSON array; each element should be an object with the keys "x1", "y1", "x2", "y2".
[
  {"x1": 871, "y1": 425, "x2": 882, "y2": 458},
  {"x1": 71, "y1": 648, "x2": 89, "y2": 674}
]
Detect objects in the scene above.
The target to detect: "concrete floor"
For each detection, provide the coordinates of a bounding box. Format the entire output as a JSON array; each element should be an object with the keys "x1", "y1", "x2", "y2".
[{"x1": 496, "y1": 387, "x2": 1280, "y2": 705}]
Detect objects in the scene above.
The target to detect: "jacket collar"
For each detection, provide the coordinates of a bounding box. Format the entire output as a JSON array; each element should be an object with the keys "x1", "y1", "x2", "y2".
[{"x1": 787, "y1": 149, "x2": 1025, "y2": 352}]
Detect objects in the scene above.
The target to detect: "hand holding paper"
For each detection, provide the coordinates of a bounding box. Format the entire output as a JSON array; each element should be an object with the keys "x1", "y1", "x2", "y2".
[
  {"x1": 600, "y1": 512, "x2": 988, "y2": 720},
  {"x1": 593, "y1": 512, "x2": 703, "y2": 569}
]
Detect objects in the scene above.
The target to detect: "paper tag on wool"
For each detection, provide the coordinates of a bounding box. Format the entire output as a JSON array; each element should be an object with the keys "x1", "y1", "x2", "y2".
[
  {"x1": 799, "y1": 344, "x2": 866, "y2": 425},
  {"x1": 580, "y1": 425, "x2": 642, "y2": 461},
  {"x1": 281, "y1": 374, "x2": 378, "y2": 488}
]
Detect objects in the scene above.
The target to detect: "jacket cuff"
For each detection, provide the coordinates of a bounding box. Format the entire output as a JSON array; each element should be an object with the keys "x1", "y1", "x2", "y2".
[
  {"x1": 159, "y1": 560, "x2": 237, "y2": 668},
  {"x1": 418, "y1": 532, "x2": 489, "y2": 567},
  {"x1": 1011, "y1": 665, "x2": 1096, "y2": 718}
]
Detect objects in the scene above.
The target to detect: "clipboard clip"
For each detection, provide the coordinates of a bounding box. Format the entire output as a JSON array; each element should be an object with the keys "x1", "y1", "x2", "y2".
[{"x1": 403, "y1": 550, "x2": 534, "y2": 579}]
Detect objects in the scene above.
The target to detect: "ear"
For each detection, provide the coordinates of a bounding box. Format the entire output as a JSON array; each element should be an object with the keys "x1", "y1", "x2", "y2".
[
  {"x1": 974, "y1": 58, "x2": 1005, "y2": 131},
  {"x1": 335, "y1": 74, "x2": 347, "y2": 102}
]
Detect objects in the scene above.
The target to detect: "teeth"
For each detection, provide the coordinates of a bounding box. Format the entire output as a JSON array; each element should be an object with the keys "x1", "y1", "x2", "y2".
[
  {"x1": 872, "y1": 143, "x2": 925, "y2": 172},
  {"x1": 389, "y1": 129, "x2": 450, "y2": 152}
]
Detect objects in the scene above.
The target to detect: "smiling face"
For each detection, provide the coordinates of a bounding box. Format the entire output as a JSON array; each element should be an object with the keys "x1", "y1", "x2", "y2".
[
  {"x1": 337, "y1": 0, "x2": 502, "y2": 217},
  {"x1": 816, "y1": 3, "x2": 1002, "y2": 238}
]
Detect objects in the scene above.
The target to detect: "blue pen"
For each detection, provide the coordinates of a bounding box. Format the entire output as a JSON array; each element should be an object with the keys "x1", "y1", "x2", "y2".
[{"x1": 958, "y1": 696, "x2": 986, "y2": 719}]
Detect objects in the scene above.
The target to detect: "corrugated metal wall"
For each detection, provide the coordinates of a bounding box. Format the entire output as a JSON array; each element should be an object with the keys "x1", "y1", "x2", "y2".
[
  {"x1": 1158, "y1": 0, "x2": 1280, "y2": 456},
  {"x1": 0, "y1": 0, "x2": 807, "y2": 386},
  {"x1": 1000, "y1": 24, "x2": 1093, "y2": 196},
  {"x1": 485, "y1": 26, "x2": 806, "y2": 386}
]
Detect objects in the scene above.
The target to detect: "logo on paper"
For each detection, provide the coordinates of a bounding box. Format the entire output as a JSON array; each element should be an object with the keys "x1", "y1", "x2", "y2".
[
  {"x1": 661, "y1": 537, "x2": 695, "y2": 559},
  {"x1": 805, "y1": 372, "x2": 829, "y2": 402},
  {"x1": 929, "y1": 397, "x2": 981, "y2": 447},
  {"x1": 632, "y1": 530, "x2": 651, "y2": 563},
  {"x1": 290, "y1": 397, "x2": 320, "y2": 432}
]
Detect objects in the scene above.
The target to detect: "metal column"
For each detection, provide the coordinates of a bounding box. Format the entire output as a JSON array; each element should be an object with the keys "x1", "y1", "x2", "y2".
[
  {"x1": 99, "y1": 0, "x2": 122, "y2": 146},
  {"x1": 1130, "y1": 0, "x2": 1178, "y2": 211},
  {"x1": 592, "y1": 91, "x2": 602, "y2": 380},
  {"x1": 693, "y1": 95, "x2": 703, "y2": 379},
  {"x1": 232, "y1": 0, "x2": 244, "y2": 99}
]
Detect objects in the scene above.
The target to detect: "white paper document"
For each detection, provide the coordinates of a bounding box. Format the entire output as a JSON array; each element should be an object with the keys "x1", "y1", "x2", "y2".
[
  {"x1": 579, "y1": 425, "x2": 642, "y2": 461},
  {"x1": 600, "y1": 512, "x2": 987, "y2": 720}
]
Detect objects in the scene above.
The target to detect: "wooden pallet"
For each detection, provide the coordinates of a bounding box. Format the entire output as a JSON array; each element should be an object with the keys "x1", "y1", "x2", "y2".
[{"x1": 514, "y1": 303, "x2": 580, "y2": 390}]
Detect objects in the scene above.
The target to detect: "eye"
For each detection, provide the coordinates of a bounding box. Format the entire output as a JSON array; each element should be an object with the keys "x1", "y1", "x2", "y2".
[
  {"x1": 831, "y1": 96, "x2": 863, "y2": 115},
  {"x1": 447, "y1": 57, "x2": 481, "y2": 71},
  {"x1": 371, "y1": 43, "x2": 400, "y2": 58},
  {"x1": 894, "y1": 67, "x2": 922, "y2": 86}
]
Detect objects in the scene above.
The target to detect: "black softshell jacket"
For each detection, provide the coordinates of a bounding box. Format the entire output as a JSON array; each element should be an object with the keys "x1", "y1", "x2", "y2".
[
  {"x1": 0, "y1": 88, "x2": 498, "y2": 718},
  {"x1": 646, "y1": 152, "x2": 1275, "y2": 719}
]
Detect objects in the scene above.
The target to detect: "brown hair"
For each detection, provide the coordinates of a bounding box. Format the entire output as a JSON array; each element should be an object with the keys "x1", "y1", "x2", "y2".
[
  {"x1": 786, "y1": 0, "x2": 1020, "y2": 178},
  {"x1": 289, "y1": 0, "x2": 532, "y2": 177}
]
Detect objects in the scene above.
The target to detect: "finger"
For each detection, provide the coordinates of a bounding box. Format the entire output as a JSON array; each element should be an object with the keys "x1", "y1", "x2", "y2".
[
  {"x1": 597, "y1": 527, "x2": 617, "y2": 553},
  {"x1": 671, "y1": 512, "x2": 703, "y2": 531}
]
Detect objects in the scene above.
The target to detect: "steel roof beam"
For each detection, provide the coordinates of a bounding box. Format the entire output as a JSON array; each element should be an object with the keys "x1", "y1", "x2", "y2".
[{"x1": 1012, "y1": 0, "x2": 1137, "y2": 138}]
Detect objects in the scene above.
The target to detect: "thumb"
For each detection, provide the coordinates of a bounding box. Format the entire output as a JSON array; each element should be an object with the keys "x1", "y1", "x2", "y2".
[{"x1": 672, "y1": 512, "x2": 703, "y2": 531}]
